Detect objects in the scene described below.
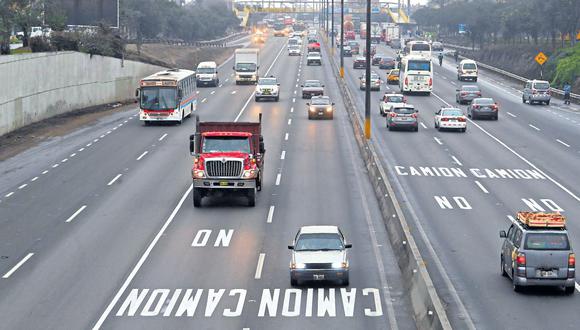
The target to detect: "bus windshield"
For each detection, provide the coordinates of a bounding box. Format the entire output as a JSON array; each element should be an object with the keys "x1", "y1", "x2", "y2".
[
  {"x1": 411, "y1": 43, "x2": 430, "y2": 51},
  {"x1": 141, "y1": 87, "x2": 177, "y2": 111},
  {"x1": 408, "y1": 60, "x2": 431, "y2": 71}
]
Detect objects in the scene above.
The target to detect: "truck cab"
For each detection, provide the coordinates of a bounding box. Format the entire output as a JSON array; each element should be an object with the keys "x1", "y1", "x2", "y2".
[{"x1": 190, "y1": 115, "x2": 265, "y2": 207}]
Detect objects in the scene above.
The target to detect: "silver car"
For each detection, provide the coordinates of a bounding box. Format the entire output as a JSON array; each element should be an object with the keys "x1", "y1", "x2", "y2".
[
  {"x1": 455, "y1": 85, "x2": 481, "y2": 104},
  {"x1": 288, "y1": 225, "x2": 352, "y2": 286},
  {"x1": 522, "y1": 79, "x2": 551, "y2": 105}
]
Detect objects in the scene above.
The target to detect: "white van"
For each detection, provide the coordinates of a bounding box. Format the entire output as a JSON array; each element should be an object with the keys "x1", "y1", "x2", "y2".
[
  {"x1": 457, "y1": 59, "x2": 478, "y2": 82},
  {"x1": 196, "y1": 61, "x2": 219, "y2": 87}
]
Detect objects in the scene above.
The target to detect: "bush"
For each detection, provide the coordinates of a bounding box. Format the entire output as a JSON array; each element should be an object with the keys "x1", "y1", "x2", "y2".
[
  {"x1": 29, "y1": 37, "x2": 53, "y2": 52},
  {"x1": 50, "y1": 32, "x2": 80, "y2": 51},
  {"x1": 551, "y1": 44, "x2": 580, "y2": 90}
]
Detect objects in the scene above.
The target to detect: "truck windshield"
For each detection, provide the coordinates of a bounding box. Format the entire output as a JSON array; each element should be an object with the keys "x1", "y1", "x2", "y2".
[
  {"x1": 140, "y1": 87, "x2": 177, "y2": 111},
  {"x1": 236, "y1": 63, "x2": 257, "y2": 72},
  {"x1": 202, "y1": 137, "x2": 251, "y2": 153},
  {"x1": 295, "y1": 234, "x2": 343, "y2": 251},
  {"x1": 525, "y1": 233, "x2": 570, "y2": 250}
]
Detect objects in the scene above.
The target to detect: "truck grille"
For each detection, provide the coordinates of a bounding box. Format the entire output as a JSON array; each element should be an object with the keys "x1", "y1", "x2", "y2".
[
  {"x1": 205, "y1": 159, "x2": 243, "y2": 178},
  {"x1": 305, "y1": 263, "x2": 332, "y2": 269}
]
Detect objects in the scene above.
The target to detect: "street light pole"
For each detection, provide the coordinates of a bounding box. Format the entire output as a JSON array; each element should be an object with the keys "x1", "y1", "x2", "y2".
[
  {"x1": 331, "y1": 0, "x2": 334, "y2": 54},
  {"x1": 364, "y1": 0, "x2": 371, "y2": 140},
  {"x1": 340, "y1": 0, "x2": 344, "y2": 78}
]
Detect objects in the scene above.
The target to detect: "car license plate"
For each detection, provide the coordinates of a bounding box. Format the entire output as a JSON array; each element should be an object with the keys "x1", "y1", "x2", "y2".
[
  {"x1": 537, "y1": 270, "x2": 555, "y2": 277},
  {"x1": 313, "y1": 274, "x2": 325, "y2": 280},
  {"x1": 219, "y1": 181, "x2": 229, "y2": 186}
]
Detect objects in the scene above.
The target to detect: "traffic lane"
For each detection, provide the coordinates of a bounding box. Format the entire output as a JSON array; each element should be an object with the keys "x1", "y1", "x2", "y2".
[
  {"x1": 429, "y1": 68, "x2": 580, "y2": 200},
  {"x1": 0, "y1": 36, "x2": 287, "y2": 276},
  {"x1": 0, "y1": 38, "x2": 290, "y2": 328},
  {"x1": 241, "y1": 45, "x2": 414, "y2": 329}
]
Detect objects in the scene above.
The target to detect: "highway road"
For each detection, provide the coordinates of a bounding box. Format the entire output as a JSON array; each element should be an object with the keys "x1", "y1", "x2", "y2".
[
  {"x1": 0, "y1": 35, "x2": 415, "y2": 329},
  {"x1": 329, "y1": 35, "x2": 580, "y2": 329}
]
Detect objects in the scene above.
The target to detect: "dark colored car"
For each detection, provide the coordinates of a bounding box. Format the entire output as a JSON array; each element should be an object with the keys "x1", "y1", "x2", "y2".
[
  {"x1": 307, "y1": 96, "x2": 335, "y2": 120},
  {"x1": 468, "y1": 97, "x2": 499, "y2": 120},
  {"x1": 301, "y1": 80, "x2": 325, "y2": 98},
  {"x1": 348, "y1": 41, "x2": 360, "y2": 54},
  {"x1": 353, "y1": 56, "x2": 366, "y2": 69},
  {"x1": 379, "y1": 56, "x2": 396, "y2": 70},
  {"x1": 456, "y1": 85, "x2": 482, "y2": 104},
  {"x1": 372, "y1": 54, "x2": 384, "y2": 66},
  {"x1": 342, "y1": 46, "x2": 352, "y2": 57}
]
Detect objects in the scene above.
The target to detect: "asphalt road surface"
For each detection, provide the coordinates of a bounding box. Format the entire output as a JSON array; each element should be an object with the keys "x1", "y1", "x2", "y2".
[{"x1": 0, "y1": 34, "x2": 415, "y2": 329}]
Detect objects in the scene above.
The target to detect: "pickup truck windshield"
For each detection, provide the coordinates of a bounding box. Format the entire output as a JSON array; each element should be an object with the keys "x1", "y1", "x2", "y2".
[
  {"x1": 525, "y1": 233, "x2": 570, "y2": 250},
  {"x1": 235, "y1": 63, "x2": 257, "y2": 72},
  {"x1": 295, "y1": 234, "x2": 343, "y2": 251},
  {"x1": 140, "y1": 87, "x2": 177, "y2": 110},
  {"x1": 202, "y1": 137, "x2": 251, "y2": 153}
]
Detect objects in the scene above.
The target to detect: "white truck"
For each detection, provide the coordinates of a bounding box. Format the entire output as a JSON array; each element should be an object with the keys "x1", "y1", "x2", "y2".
[
  {"x1": 370, "y1": 23, "x2": 381, "y2": 44},
  {"x1": 383, "y1": 23, "x2": 399, "y2": 45},
  {"x1": 234, "y1": 49, "x2": 260, "y2": 85}
]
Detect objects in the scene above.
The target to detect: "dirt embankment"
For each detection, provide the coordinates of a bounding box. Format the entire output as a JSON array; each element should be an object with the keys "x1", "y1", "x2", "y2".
[{"x1": 125, "y1": 43, "x2": 237, "y2": 70}]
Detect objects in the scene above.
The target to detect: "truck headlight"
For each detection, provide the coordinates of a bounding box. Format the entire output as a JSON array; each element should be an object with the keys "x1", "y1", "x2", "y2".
[
  {"x1": 291, "y1": 263, "x2": 306, "y2": 269},
  {"x1": 326, "y1": 106, "x2": 333, "y2": 113},
  {"x1": 242, "y1": 170, "x2": 256, "y2": 178},
  {"x1": 309, "y1": 106, "x2": 316, "y2": 112},
  {"x1": 332, "y1": 262, "x2": 348, "y2": 269},
  {"x1": 193, "y1": 170, "x2": 206, "y2": 178}
]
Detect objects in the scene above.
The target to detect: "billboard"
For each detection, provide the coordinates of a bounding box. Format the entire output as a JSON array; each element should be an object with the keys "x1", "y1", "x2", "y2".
[{"x1": 57, "y1": 0, "x2": 119, "y2": 27}]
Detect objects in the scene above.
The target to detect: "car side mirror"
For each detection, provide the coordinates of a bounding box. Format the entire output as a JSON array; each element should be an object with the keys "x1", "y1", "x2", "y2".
[
  {"x1": 345, "y1": 243, "x2": 352, "y2": 248},
  {"x1": 306, "y1": 102, "x2": 310, "y2": 106},
  {"x1": 277, "y1": 83, "x2": 280, "y2": 86},
  {"x1": 499, "y1": 230, "x2": 507, "y2": 238},
  {"x1": 135, "y1": 88, "x2": 140, "y2": 97},
  {"x1": 415, "y1": 109, "x2": 419, "y2": 113},
  {"x1": 288, "y1": 245, "x2": 294, "y2": 250},
  {"x1": 300, "y1": 84, "x2": 304, "y2": 87},
  {"x1": 455, "y1": 89, "x2": 460, "y2": 92}
]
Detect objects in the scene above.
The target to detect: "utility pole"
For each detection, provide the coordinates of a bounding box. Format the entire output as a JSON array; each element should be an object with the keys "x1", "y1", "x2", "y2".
[
  {"x1": 340, "y1": 0, "x2": 344, "y2": 78},
  {"x1": 331, "y1": 0, "x2": 335, "y2": 54},
  {"x1": 364, "y1": 0, "x2": 371, "y2": 140}
]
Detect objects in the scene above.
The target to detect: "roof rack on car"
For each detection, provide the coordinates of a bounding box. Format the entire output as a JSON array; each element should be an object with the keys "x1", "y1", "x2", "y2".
[{"x1": 516, "y1": 211, "x2": 566, "y2": 229}]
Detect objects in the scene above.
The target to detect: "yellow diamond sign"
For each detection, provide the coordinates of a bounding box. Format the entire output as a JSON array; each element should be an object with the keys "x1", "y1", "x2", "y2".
[{"x1": 535, "y1": 52, "x2": 548, "y2": 65}]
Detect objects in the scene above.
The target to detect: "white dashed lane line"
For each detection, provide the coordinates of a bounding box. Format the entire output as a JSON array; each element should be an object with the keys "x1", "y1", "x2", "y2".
[
  {"x1": 78, "y1": 148, "x2": 85, "y2": 152},
  {"x1": 18, "y1": 184, "x2": 27, "y2": 190},
  {"x1": 70, "y1": 153, "x2": 76, "y2": 157},
  {"x1": 451, "y1": 156, "x2": 463, "y2": 166},
  {"x1": 107, "y1": 174, "x2": 122, "y2": 186},
  {"x1": 52, "y1": 164, "x2": 59, "y2": 168},
  {"x1": 475, "y1": 180, "x2": 489, "y2": 194},
  {"x1": 528, "y1": 124, "x2": 541, "y2": 131},
  {"x1": 275, "y1": 173, "x2": 282, "y2": 185},
  {"x1": 231, "y1": 91, "x2": 237, "y2": 95},
  {"x1": 2, "y1": 253, "x2": 34, "y2": 279},
  {"x1": 280, "y1": 151, "x2": 286, "y2": 160},
  {"x1": 211, "y1": 91, "x2": 216, "y2": 95},
  {"x1": 285, "y1": 133, "x2": 289, "y2": 140},
  {"x1": 433, "y1": 137, "x2": 443, "y2": 145},
  {"x1": 556, "y1": 139, "x2": 570, "y2": 147},
  {"x1": 201, "y1": 98, "x2": 207, "y2": 103},
  {"x1": 267, "y1": 206, "x2": 275, "y2": 223},
  {"x1": 506, "y1": 112, "x2": 517, "y2": 118},
  {"x1": 42, "y1": 170, "x2": 49, "y2": 175},
  {"x1": 86, "y1": 143, "x2": 92, "y2": 147},
  {"x1": 5, "y1": 192, "x2": 14, "y2": 198},
  {"x1": 65, "y1": 205, "x2": 87, "y2": 223},
  {"x1": 420, "y1": 122, "x2": 427, "y2": 129},
  {"x1": 290, "y1": 107, "x2": 294, "y2": 113},
  {"x1": 158, "y1": 133, "x2": 168, "y2": 141},
  {"x1": 254, "y1": 253, "x2": 266, "y2": 279},
  {"x1": 31, "y1": 177, "x2": 38, "y2": 182},
  {"x1": 61, "y1": 158, "x2": 68, "y2": 163},
  {"x1": 136, "y1": 151, "x2": 149, "y2": 161},
  {"x1": 288, "y1": 119, "x2": 292, "y2": 125}
]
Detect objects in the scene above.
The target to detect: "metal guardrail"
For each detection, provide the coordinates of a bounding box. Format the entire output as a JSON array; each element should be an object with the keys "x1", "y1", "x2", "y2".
[
  {"x1": 444, "y1": 43, "x2": 579, "y2": 104},
  {"x1": 131, "y1": 31, "x2": 249, "y2": 48}
]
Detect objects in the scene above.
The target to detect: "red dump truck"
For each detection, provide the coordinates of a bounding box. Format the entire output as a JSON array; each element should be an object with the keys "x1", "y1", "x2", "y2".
[{"x1": 189, "y1": 115, "x2": 265, "y2": 207}]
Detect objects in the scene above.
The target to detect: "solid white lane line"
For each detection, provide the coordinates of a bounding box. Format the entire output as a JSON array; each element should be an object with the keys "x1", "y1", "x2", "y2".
[
  {"x1": 290, "y1": 107, "x2": 294, "y2": 113},
  {"x1": 556, "y1": 139, "x2": 570, "y2": 148},
  {"x1": 42, "y1": 170, "x2": 49, "y2": 175},
  {"x1": 420, "y1": 122, "x2": 427, "y2": 129},
  {"x1": 275, "y1": 173, "x2": 282, "y2": 185},
  {"x1": 280, "y1": 150, "x2": 286, "y2": 160},
  {"x1": 70, "y1": 153, "x2": 76, "y2": 157},
  {"x1": 65, "y1": 205, "x2": 87, "y2": 223},
  {"x1": 234, "y1": 41, "x2": 287, "y2": 122},
  {"x1": 100, "y1": 135, "x2": 105, "y2": 139},
  {"x1": 292, "y1": 98, "x2": 296, "y2": 103},
  {"x1": 5, "y1": 192, "x2": 14, "y2": 198},
  {"x1": 107, "y1": 131, "x2": 111, "y2": 134},
  {"x1": 86, "y1": 143, "x2": 92, "y2": 147},
  {"x1": 18, "y1": 184, "x2": 27, "y2": 190},
  {"x1": 158, "y1": 133, "x2": 168, "y2": 141},
  {"x1": 94, "y1": 139, "x2": 99, "y2": 142},
  {"x1": 433, "y1": 137, "x2": 443, "y2": 145},
  {"x1": 31, "y1": 177, "x2": 38, "y2": 182},
  {"x1": 107, "y1": 174, "x2": 122, "y2": 186},
  {"x1": 254, "y1": 253, "x2": 266, "y2": 279},
  {"x1": 528, "y1": 124, "x2": 540, "y2": 131},
  {"x1": 211, "y1": 90, "x2": 216, "y2": 95},
  {"x1": 2, "y1": 253, "x2": 34, "y2": 279},
  {"x1": 285, "y1": 133, "x2": 289, "y2": 140},
  {"x1": 288, "y1": 119, "x2": 292, "y2": 125},
  {"x1": 267, "y1": 205, "x2": 275, "y2": 223},
  {"x1": 93, "y1": 184, "x2": 193, "y2": 329},
  {"x1": 506, "y1": 112, "x2": 517, "y2": 118},
  {"x1": 451, "y1": 156, "x2": 463, "y2": 166},
  {"x1": 474, "y1": 181, "x2": 489, "y2": 194},
  {"x1": 136, "y1": 151, "x2": 149, "y2": 160},
  {"x1": 78, "y1": 148, "x2": 85, "y2": 152}
]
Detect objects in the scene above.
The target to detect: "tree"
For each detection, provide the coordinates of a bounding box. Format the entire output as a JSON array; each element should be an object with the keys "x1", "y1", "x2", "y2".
[{"x1": 11, "y1": 0, "x2": 42, "y2": 47}]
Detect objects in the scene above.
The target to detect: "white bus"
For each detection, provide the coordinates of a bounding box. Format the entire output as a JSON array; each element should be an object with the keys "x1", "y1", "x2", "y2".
[
  {"x1": 407, "y1": 40, "x2": 431, "y2": 58},
  {"x1": 399, "y1": 55, "x2": 433, "y2": 95},
  {"x1": 137, "y1": 69, "x2": 197, "y2": 125}
]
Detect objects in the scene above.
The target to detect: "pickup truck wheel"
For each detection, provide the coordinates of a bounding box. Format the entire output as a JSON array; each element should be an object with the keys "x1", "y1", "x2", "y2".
[
  {"x1": 275, "y1": 96, "x2": 279, "y2": 102},
  {"x1": 565, "y1": 286, "x2": 575, "y2": 295},
  {"x1": 247, "y1": 188, "x2": 256, "y2": 207},
  {"x1": 193, "y1": 188, "x2": 202, "y2": 207},
  {"x1": 290, "y1": 276, "x2": 298, "y2": 287},
  {"x1": 545, "y1": 100, "x2": 550, "y2": 105}
]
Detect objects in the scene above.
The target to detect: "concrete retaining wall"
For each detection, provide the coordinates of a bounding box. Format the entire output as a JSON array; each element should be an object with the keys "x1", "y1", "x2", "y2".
[{"x1": 0, "y1": 51, "x2": 166, "y2": 136}]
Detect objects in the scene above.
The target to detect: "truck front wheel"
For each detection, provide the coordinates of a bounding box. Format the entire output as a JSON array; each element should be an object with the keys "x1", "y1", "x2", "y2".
[
  {"x1": 193, "y1": 188, "x2": 203, "y2": 207},
  {"x1": 247, "y1": 188, "x2": 256, "y2": 207}
]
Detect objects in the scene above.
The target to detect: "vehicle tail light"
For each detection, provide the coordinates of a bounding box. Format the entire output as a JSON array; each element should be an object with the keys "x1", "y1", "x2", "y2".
[
  {"x1": 389, "y1": 113, "x2": 397, "y2": 117},
  {"x1": 472, "y1": 105, "x2": 479, "y2": 109},
  {"x1": 457, "y1": 117, "x2": 466, "y2": 122},
  {"x1": 411, "y1": 113, "x2": 417, "y2": 118},
  {"x1": 461, "y1": 92, "x2": 467, "y2": 95},
  {"x1": 404, "y1": 77, "x2": 408, "y2": 86},
  {"x1": 477, "y1": 92, "x2": 481, "y2": 96},
  {"x1": 441, "y1": 118, "x2": 449, "y2": 122},
  {"x1": 569, "y1": 253, "x2": 575, "y2": 267},
  {"x1": 428, "y1": 77, "x2": 432, "y2": 87},
  {"x1": 516, "y1": 253, "x2": 526, "y2": 266},
  {"x1": 491, "y1": 104, "x2": 498, "y2": 111}
]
